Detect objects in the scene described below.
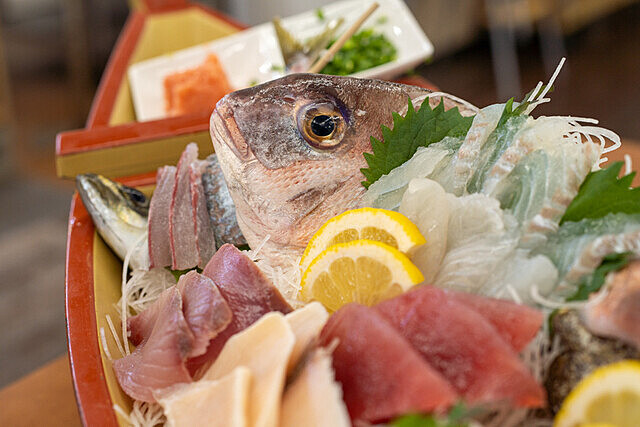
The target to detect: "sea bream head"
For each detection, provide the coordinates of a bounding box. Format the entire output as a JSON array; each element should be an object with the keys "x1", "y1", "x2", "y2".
[{"x1": 210, "y1": 73, "x2": 473, "y2": 262}]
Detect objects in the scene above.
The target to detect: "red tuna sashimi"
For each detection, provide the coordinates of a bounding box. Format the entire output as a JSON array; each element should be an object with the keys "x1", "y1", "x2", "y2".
[
  {"x1": 169, "y1": 143, "x2": 199, "y2": 270},
  {"x1": 148, "y1": 165, "x2": 176, "y2": 268},
  {"x1": 114, "y1": 288, "x2": 193, "y2": 402},
  {"x1": 189, "y1": 160, "x2": 216, "y2": 267},
  {"x1": 128, "y1": 271, "x2": 232, "y2": 359},
  {"x1": 319, "y1": 303, "x2": 458, "y2": 423},
  {"x1": 177, "y1": 271, "x2": 232, "y2": 357},
  {"x1": 444, "y1": 289, "x2": 543, "y2": 352},
  {"x1": 376, "y1": 286, "x2": 546, "y2": 407},
  {"x1": 187, "y1": 244, "x2": 292, "y2": 376}
]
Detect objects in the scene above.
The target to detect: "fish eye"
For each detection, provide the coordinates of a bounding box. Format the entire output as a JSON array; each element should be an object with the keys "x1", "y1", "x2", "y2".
[{"x1": 297, "y1": 102, "x2": 346, "y2": 150}]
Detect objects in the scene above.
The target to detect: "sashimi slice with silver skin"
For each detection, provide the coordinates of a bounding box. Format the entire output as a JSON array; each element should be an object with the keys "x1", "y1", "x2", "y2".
[{"x1": 76, "y1": 173, "x2": 150, "y2": 270}]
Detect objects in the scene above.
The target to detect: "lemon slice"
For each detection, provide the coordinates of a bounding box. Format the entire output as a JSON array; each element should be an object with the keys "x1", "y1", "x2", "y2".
[
  {"x1": 300, "y1": 207, "x2": 426, "y2": 272},
  {"x1": 300, "y1": 239, "x2": 424, "y2": 312},
  {"x1": 554, "y1": 360, "x2": 640, "y2": 427}
]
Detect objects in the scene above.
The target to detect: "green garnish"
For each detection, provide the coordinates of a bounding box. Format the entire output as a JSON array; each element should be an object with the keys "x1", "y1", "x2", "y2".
[
  {"x1": 320, "y1": 28, "x2": 397, "y2": 76},
  {"x1": 561, "y1": 162, "x2": 640, "y2": 224},
  {"x1": 567, "y1": 252, "x2": 631, "y2": 301},
  {"x1": 361, "y1": 98, "x2": 474, "y2": 189},
  {"x1": 315, "y1": 8, "x2": 325, "y2": 21},
  {"x1": 270, "y1": 64, "x2": 285, "y2": 73},
  {"x1": 391, "y1": 403, "x2": 475, "y2": 427},
  {"x1": 375, "y1": 15, "x2": 389, "y2": 25},
  {"x1": 168, "y1": 267, "x2": 201, "y2": 281}
]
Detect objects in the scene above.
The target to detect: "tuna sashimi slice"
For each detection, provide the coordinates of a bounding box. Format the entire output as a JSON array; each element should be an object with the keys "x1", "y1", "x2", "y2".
[
  {"x1": 113, "y1": 288, "x2": 193, "y2": 402},
  {"x1": 148, "y1": 165, "x2": 176, "y2": 268},
  {"x1": 444, "y1": 288, "x2": 543, "y2": 352},
  {"x1": 189, "y1": 160, "x2": 216, "y2": 267},
  {"x1": 187, "y1": 244, "x2": 292, "y2": 376},
  {"x1": 319, "y1": 303, "x2": 458, "y2": 423},
  {"x1": 177, "y1": 271, "x2": 232, "y2": 357},
  {"x1": 128, "y1": 271, "x2": 232, "y2": 358},
  {"x1": 376, "y1": 286, "x2": 546, "y2": 407},
  {"x1": 169, "y1": 143, "x2": 199, "y2": 270}
]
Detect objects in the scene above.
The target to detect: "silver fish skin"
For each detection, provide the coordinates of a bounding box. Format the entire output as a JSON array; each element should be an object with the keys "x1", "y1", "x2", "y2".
[
  {"x1": 76, "y1": 174, "x2": 150, "y2": 270},
  {"x1": 210, "y1": 73, "x2": 474, "y2": 264},
  {"x1": 202, "y1": 154, "x2": 248, "y2": 249}
]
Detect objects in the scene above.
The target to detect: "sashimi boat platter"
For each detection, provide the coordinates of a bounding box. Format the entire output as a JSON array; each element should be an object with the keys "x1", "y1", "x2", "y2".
[{"x1": 62, "y1": 3, "x2": 640, "y2": 427}]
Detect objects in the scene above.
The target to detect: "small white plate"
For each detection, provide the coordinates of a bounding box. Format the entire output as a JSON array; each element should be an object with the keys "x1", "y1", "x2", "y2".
[{"x1": 128, "y1": 0, "x2": 433, "y2": 122}]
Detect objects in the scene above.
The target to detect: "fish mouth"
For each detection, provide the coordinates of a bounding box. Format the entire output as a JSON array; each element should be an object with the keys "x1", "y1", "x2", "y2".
[{"x1": 211, "y1": 101, "x2": 253, "y2": 162}]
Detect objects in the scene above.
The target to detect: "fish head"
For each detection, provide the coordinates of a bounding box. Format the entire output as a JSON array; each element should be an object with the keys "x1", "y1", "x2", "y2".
[
  {"x1": 76, "y1": 173, "x2": 149, "y2": 268},
  {"x1": 210, "y1": 74, "x2": 465, "y2": 256}
]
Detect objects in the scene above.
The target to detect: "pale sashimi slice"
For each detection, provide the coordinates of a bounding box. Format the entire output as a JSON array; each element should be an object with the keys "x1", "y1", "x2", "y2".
[
  {"x1": 375, "y1": 286, "x2": 546, "y2": 407},
  {"x1": 319, "y1": 303, "x2": 458, "y2": 423},
  {"x1": 399, "y1": 178, "x2": 450, "y2": 283},
  {"x1": 443, "y1": 288, "x2": 543, "y2": 352},
  {"x1": 188, "y1": 244, "x2": 292, "y2": 375},
  {"x1": 127, "y1": 271, "x2": 231, "y2": 358},
  {"x1": 280, "y1": 348, "x2": 350, "y2": 427},
  {"x1": 176, "y1": 271, "x2": 232, "y2": 358},
  {"x1": 149, "y1": 165, "x2": 176, "y2": 268},
  {"x1": 189, "y1": 160, "x2": 216, "y2": 267},
  {"x1": 169, "y1": 143, "x2": 199, "y2": 270},
  {"x1": 284, "y1": 302, "x2": 329, "y2": 373},
  {"x1": 451, "y1": 103, "x2": 503, "y2": 195},
  {"x1": 434, "y1": 192, "x2": 519, "y2": 294},
  {"x1": 582, "y1": 260, "x2": 640, "y2": 349},
  {"x1": 537, "y1": 213, "x2": 640, "y2": 295},
  {"x1": 158, "y1": 366, "x2": 252, "y2": 427},
  {"x1": 361, "y1": 140, "x2": 452, "y2": 211},
  {"x1": 203, "y1": 312, "x2": 295, "y2": 427},
  {"x1": 113, "y1": 288, "x2": 193, "y2": 402}
]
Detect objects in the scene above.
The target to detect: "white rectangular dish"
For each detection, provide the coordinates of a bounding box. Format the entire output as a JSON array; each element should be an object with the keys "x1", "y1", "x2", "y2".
[{"x1": 128, "y1": 0, "x2": 433, "y2": 122}]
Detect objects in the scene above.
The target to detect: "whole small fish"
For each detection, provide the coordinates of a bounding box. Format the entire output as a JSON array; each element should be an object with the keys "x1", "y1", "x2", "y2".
[
  {"x1": 76, "y1": 174, "x2": 150, "y2": 270},
  {"x1": 210, "y1": 73, "x2": 474, "y2": 264}
]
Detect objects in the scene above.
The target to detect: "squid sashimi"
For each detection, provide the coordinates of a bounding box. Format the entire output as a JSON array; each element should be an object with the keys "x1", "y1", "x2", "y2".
[
  {"x1": 320, "y1": 303, "x2": 458, "y2": 423},
  {"x1": 187, "y1": 244, "x2": 292, "y2": 375},
  {"x1": 169, "y1": 143, "x2": 199, "y2": 270},
  {"x1": 114, "y1": 288, "x2": 194, "y2": 402},
  {"x1": 375, "y1": 286, "x2": 546, "y2": 407},
  {"x1": 148, "y1": 165, "x2": 176, "y2": 268}
]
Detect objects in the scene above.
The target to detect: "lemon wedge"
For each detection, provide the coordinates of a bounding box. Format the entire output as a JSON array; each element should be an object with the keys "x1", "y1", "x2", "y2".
[
  {"x1": 300, "y1": 239, "x2": 424, "y2": 312},
  {"x1": 554, "y1": 360, "x2": 640, "y2": 427},
  {"x1": 300, "y1": 207, "x2": 426, "y2": 272}
]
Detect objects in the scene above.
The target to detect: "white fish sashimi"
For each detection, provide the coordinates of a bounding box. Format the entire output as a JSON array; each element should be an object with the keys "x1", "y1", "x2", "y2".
[
  {"x1": 451, "y1": 104, "x2": 504, "y2": 195},
  {"x1": 485, "y1": 117, "x2": 601, "y2": 246},
  {"x1": 399, "y1": 178, "x2": 450, "y2": 283},
  {"x1": 434, "y1": 192, "x2": 519, "y2": 294},
  {"x1": 361, "y1": 137, "x2": 459, "y2": 211}
]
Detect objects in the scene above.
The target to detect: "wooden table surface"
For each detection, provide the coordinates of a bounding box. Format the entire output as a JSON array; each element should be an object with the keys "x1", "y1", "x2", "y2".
[{"x1": 0, "y1": 139, "x2": 637, "y2": 427}]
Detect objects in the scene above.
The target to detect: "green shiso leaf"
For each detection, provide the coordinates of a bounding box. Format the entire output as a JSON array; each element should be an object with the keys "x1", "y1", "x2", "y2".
[
  {"x1": 561, "y1": 162, "x2": 640, "y2": 224},
  {"x1": 360, "y1": 98, "x2": 474, "y2": 189},
  {"x1": 566, "y1": 252, "x2": 632, "y2": 301}
]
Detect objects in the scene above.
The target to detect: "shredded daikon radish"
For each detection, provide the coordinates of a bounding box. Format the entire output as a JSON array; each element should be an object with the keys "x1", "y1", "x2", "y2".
[
  {"x1": 128, "y1": 401, "x2": 165, "y2": 427},
  {"x1": 106, "y1": 313, "x2": 125, "y2": 358},
  {"x1": 100, "y1": 328, "x2": 113, "y2": 361},
  {"x1": 625, "y1": 154, "x2": 632, "y2": 176},
  {"x1": 119, "y1": 231, "x2": 148, "y2": 355}
]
